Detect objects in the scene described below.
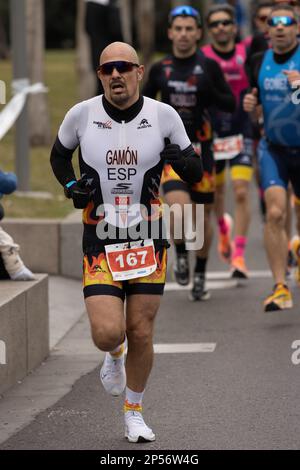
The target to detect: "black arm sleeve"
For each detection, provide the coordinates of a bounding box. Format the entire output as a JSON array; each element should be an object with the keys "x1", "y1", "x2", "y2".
[
  {"x1": 245, "y1": 33, "x2": 268, "y2": 77},
  {"x1": 205, "y1": 58, "x2": 236, "y2": 112},
  {"x1": 142, "y1": 62, "x2": 161, "y2": 99},
  {"x1": 248, "y1": 52, "x2": 265, "y2": 89},
  {"x1": 170, "y1": 145, "x2": 203, "y2": 184},
  {"x1": 50, "y1": 137, "x2": 77, "y2": 187},
  {"x1": 248, "y1": 52, "x2": 265, "y2": 102}
]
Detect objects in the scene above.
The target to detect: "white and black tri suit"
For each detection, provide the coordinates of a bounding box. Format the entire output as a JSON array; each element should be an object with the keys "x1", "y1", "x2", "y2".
[{"x1": 51, "y1": 95, "x2": 203, "y2": 254}]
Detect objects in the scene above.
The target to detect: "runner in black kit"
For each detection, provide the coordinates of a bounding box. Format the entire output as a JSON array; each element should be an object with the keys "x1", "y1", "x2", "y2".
[
  {"x1": 143, "y1": 5, "x2": 235, "y2": 300},
  {"x1": 50, "y1": 42, "x2": 203, "y2": 443}
]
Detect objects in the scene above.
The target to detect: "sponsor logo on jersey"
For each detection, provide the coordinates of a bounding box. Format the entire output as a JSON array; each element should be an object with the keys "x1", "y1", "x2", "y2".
[
  {"x1": 115, "y1": 197, "x2": 130, "y2": 205},
  {"x1": 193, "y1": 65, "x2": 203, "y2": 75},
  {"x1": 264, "y1": 77, "x2": 288, "y2": 91},
  {"x1": 164, "y1": 66, "x2": 173, "y2": 79},
  {"x1": 93, "y1": 120, "x2": 112, "y2": 129},
  {"x1": 168, "y1": 80, "x2": 197, "y2": 93},
  {"x1": 170, "y1": 93, "x2": 197, "y2": 107},
  {"x1": 111, "y1": 183, "x2": 134, "y2": 195},
  {"x1": 138, "y1": 118, "x2": 152, "y2": 129},
  {"x1": 162, "y1": 59, "x2": 173, "y2": 79},
  {"x1": 106, "y1": 148, "x2": 138, "y2": 165}
]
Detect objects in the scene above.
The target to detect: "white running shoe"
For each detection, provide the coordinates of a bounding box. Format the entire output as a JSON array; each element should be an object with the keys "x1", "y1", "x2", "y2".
[
  {"x1": 125, "y1": 411, "x2": 155, "y2": 443},
  {"x1": 291, "y1": 235, "x2": 300, "y2": 285},
  {"x1": 100, "y1": 352, "x2": 126, "y2": 396}
]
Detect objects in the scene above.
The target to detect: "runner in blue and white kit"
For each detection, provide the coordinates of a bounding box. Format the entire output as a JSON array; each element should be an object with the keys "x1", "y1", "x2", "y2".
[{"x1": 244, "y1": 3, "x2": 300, "y2": 311}]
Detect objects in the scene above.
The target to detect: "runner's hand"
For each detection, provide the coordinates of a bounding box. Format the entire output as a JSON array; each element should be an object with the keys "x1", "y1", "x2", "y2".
[
  {"x1": 283, "y1": 70, "x2": 300, "y2": 88},
  {"x1": 243, "y1": 88, "x2": 258, "y2": 113},
  {"x1": 64, "y1": 179, "x2": 91, "y2": 209},
  {"x1": 160, "y1": 138, "x2": 182, "y2": 162}
]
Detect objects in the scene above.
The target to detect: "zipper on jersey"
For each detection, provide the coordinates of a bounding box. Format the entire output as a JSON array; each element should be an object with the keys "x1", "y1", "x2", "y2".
[{"x1": 119, "y1": 120, "x2": 126, "y2": 148}]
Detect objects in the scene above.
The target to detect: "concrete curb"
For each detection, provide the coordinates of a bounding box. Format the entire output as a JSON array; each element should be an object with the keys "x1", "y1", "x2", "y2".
[
  {"x1": 0, "y1": 274, "x2": 49, "y2": 395},
  {"x1": 2, "y1": 212, "x2": 83, "y2": 279}
]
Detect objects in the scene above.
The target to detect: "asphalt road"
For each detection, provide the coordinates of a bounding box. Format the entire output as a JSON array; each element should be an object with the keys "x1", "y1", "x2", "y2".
[{"x1": 1, "y1": 184, "x2": 300, "y2": 450}]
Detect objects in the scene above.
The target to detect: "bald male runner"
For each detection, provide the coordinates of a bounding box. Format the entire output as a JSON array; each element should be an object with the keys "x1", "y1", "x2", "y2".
[{"x1": 51, "y1": 42, "x2": 203, "y2": 443}]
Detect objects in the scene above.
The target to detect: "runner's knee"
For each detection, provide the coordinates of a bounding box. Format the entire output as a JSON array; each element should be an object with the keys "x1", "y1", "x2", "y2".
[
  {"x1": 126, "y1": 318, "x2": 154, "y2": 346},
  {"x1": 266, "y1": 205, "x2": 285, "y2": 227},
  {"x1": 234, "y1": 184, "x2": 248, "y2": 204},
  {"x1": 91, "y1": 326, "x2": 125, "y2": 352}
]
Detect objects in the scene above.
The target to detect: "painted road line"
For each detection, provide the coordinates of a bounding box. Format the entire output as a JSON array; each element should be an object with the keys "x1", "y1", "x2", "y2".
[
  {"x1": 164, "y1": 280, "x2": 237, "y2": 291},
  {"x1": 154, "y1": 343, "x2": 216, "y2": 354},
  {"x1": 206, "y1": 270, "x2": 272, "y2": 280},
  {"x1": 165, "y1": 270, "x2": 272, "y2": 291}
]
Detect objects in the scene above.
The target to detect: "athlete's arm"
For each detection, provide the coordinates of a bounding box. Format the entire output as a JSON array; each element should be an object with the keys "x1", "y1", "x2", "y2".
[
  {"x1": 50, "y1": 103, "x2": 82, "y2": 186},
  {"x1": 247, "y1": 52, "x2": 265, "y2": 98},
  {"x1": 243, "y1": 53, "x2": 263, "y2": 114},
  {"x1": 50, "y1": 137, "x2": 77, "y2": 186},
  {"x1": 204, "y1": 58, "x2": 236, "y2": 112},
  {"x1": 142, "y1": 62, "x2": 161, "y2": 99},
  {"x1": 245, "y1": 33, "x2": 269, "y2": 76},
  {"x1": 171, "y1": 145, "x2": 203, "y2": 184},
  {"x1": 158, "y1": 103, "x2": 203, "y2": 184},
  {"x1": 50, "y1": 136, "x2": 91, "y2": 209}
]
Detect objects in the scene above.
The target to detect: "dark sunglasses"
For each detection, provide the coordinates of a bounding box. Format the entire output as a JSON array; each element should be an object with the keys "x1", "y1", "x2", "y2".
[
  {"x1": 169, "y1": 5, "x2": 202, "y2": 26},
  {"x1": 98, "y1": 61, "x2": 139, "y2": 75},
  {"x1": 267, "y1": 16, "x2": 297, "y2": 27},
  {"x1": 273, "y1": 0, "x2": 299, "y2": 5},
  {"x1": 257, "y1": 15, "x2": 268, "y2": 22},
  {"x1": 208, "y1": 19, "x2": 234, "y2": 29}
]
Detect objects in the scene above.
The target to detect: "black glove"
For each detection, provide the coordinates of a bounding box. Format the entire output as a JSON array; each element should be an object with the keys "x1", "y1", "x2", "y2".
[
  {"x1": 160, "y1": 138, "x2": 183, "y2": 163},
  {"x1": 64, "y1": 179, "x2": 91, "y2": 209}
]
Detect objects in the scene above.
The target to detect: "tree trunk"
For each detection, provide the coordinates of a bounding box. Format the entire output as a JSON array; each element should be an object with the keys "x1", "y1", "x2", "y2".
[
  {"x1": 26, "y1": 0, "x2": 51, "y2": 146},
  {"x1": 120, "y1": 0, "x2": 132, "y2": 44},
  {"x1": 76, "y1": 0, "x2": 95, "y2": 100},
  {"x1": 0, "y1": 16, "x2": 9, "y2": 59},
  {"x1": 136, "y1": 0, "x2": 155, "y2": 80},
  {"x1": 202, "y1": 0, "x2": 214, "y2": 43}
]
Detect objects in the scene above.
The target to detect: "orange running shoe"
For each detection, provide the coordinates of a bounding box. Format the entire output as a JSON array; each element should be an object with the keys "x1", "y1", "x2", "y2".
[
  {"x1": 291, "y1": 235, "x2": 300, "y2": 285},
  {"x1": 218, "y1": 213, "x2": 233, "y2": 264},
  {"x1": 231, "y1": 255, "x2": 248, "y2": 279},
  {"x1": 264, "y1": 283, "x2": 293, "y2": 312}
]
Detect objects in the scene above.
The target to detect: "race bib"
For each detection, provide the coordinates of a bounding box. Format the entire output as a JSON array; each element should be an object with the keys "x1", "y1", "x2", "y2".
[
  {"x1": 105, "y1": 239, "x2": 157, "y2": 281},
  {"x1": 213, "y1": 134, "x2": 244, "y2": 160}
]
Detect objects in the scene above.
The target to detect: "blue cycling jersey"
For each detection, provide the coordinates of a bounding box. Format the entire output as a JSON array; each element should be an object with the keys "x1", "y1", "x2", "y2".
[{"x1": 258, "y1": 46, "x2": 300, "y2": 147}]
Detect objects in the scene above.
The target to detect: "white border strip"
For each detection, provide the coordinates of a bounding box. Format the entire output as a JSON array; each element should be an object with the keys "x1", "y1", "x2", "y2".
[
  {"x1": 206, "y1": 270, "x2": 272, "y2": 280},
  {"x1": 164, "y1": 280, "x2": 237, "y2": 291},
  {"x1": 154, "y1": 343, "x2": 216, "y2": 354},
  {"x1": 165, "y1": 270, "x2": 272, "y2": 291}
]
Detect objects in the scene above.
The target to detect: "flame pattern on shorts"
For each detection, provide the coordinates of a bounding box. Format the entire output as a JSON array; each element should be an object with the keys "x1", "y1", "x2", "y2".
[
  {"x1": 82, "y1": 201, "x2": 104, "y2": 225},
  {"x1": 83, "y1": 248, "x2": 167, "y2": 288},
  {"x1": 83, "y1": 252, "x2": 121, "y2": 288},
  {"x1": 130, "y1": 247, "x2": 167, "y2": 284},
  {"x1": 191, "y1": 170, "x2": 216, "y2": 193},
  {"x1": 161, "y1": 165, "x2": 215, "y2": 194}
]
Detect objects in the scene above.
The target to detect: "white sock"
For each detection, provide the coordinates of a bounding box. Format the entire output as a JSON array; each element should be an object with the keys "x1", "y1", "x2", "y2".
[
  {"x1": 124, "y1": 387, "x2": 144, "y2": 413},
  {"x1": 10, "y1": 266, "x2": 35, "y2": 281},
  {"x1": 109, "y1": 342, "x2": 125, "y2": 359}
]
